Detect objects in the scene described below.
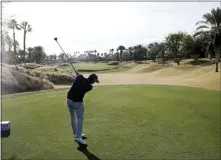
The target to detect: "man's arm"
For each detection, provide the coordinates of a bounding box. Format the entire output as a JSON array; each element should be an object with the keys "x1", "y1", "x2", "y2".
[{"x1": 85, "y1": 84, "x2": 93, "y2": 92}]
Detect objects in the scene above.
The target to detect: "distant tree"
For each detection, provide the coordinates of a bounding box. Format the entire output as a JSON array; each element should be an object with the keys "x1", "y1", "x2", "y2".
[
  {"x1": 4, "y1": 34, "x2": 12, "y2": 52},
  {"x1": 109, "y1": 49, "x2": 114, "y2": 61},
  {"x1": 32, "y1": 46, "x2": 46, "y2": 64},
  {"x1": 128, "y1": 47, "x2": 133, "y2": 60},
  {"x1": 133, "y1": 45, "x2": 147, "y2": 63},
  {"x1": 97, "y1": 53, "x2": 100, "y2": 62},
  {"x1": 194, "y1": 7, "x2": 221, "y2": 38},
  {"x1": 194, "y1": 7, "x2": 221, "y2": 72},
  {"x1": 165, "y1": 31, "x2": 186, "y2": 65},
  {"x1": 94, "y1": 50, "x2": 97, "y2": 56},
  {"x1": 58, "y1": 53, "x2": 65, "y2": 61},
  {"x1": 7, "y1": 19, "x2": 21, "y2": 65},
  {"x1": 147, "y1": 42, "x2": 163, "y2": 62},
  {"x1": 20, "y1": 21, "x2": 32, "y2": 65},
  {"x1": 27, "y1": 47, "x2": 34, "y2": 63},
  {"x1": 53, "y1": 54, "x2": 57, "y2": 60},
  {"x1": 117, "y1": 45, "x2": 126, "y2": 62}
]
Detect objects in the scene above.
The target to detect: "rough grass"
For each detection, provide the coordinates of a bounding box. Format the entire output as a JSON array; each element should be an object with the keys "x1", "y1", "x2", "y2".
[
  {"x1": 29, "y1": 66, "x2": 74, "y2": 85},
  {"x1": 2, "y1": 86, "x2": 220, "y2": 159},
  {"x1": 1, "y1": 66, "x2": 54, "y2": 95},
  {"x1": 23, "y1": 63, "x2": 43, "y2": 69}
]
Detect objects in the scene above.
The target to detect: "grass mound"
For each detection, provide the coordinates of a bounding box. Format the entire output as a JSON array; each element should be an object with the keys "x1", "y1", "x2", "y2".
[
  {"x1": 138, "y1": 64, "x2": 167, "y2": 73},
  {"x1": 2, "y1": 66, "x2": 54, "y2": 95},
  {"x1": 2, "y1": 86, "x2": 220, "y2": 159}
]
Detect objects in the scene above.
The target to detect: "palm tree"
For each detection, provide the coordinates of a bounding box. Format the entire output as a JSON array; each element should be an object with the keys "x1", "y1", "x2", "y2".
[
  {"x1": 109, "y1": 49, "x2": 114, "y2": 61},
  {"x1": 7, "y1": 19, "x2": 21, "y2": 65},
  {"x1": 27, "y1": 47, "x2": 34, "y2": 63},
  {"x1": 94, "y1": 50, "x2": 97, "y2": 55},
  {"x1": 97, "y1": 53, "x2": 100, "y2": 62},
  {"x1": 20, "y1": 21, "x2": 32, "y2": 65},
  {"x1": 117, "y1": 45, "x2": 126, "y2": 62},
  {"x1": 194, "y1": 7, "x2": 221, "y2": 37},
  {"x1": 214, "y1": 33, "x2": 221, "y2": 72},
  {"x1": 194, "y1": 7, "x2": 221, "y2": 72},
  {"x1": 128, "y1": 47, "x2": 133, "y2": 61}
]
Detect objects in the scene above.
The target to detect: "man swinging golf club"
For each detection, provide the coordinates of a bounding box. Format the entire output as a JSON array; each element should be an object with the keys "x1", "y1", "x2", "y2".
[{"x1": 67, "y1": 72, "x2": 99, "y2": 146}]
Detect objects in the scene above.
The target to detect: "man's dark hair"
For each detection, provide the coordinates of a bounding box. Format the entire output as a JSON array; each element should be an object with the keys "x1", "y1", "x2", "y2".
[{"x1": 88, "y1": 74, "x2": 99, "y2": 83}]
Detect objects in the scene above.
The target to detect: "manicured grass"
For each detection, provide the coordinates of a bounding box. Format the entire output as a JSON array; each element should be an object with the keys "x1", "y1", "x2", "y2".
[
  {"x1": 2, "y1": 86, "x2": 220, "y2": 159},
  {"x1": 58, "y1": 62, "x2": 114, "y2": 71},
  {"x1": 58, "y1": 62, "x2": 136, "y2": 73}
]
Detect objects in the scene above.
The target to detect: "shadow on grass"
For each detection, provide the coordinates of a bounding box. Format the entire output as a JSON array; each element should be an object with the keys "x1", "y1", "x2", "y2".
[
  {"x1": 186, "y1": 59, "x2": 215, "y2": 66},
  {"x1": 77, "y1": 147, "x2": 101, "y2": 160}
]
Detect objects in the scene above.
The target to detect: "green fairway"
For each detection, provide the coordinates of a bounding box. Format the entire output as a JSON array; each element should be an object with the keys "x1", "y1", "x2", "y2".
[
  {"x1": 58, "y1": 62, "x2": 136, "y2": 73},
  {"x1": 2, "y1": 86, "x2": 220, "y2": 159}
]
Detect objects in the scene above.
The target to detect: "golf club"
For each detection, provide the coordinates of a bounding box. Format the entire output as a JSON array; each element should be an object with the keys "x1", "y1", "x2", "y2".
[{"x1": 54, "y1": 37, "x2": 78, "y2": 75}]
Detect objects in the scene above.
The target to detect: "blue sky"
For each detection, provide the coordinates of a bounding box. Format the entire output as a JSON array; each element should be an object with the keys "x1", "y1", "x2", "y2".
[{"x1": 3, "y1": 2, "x2": 220, "y2": 55}]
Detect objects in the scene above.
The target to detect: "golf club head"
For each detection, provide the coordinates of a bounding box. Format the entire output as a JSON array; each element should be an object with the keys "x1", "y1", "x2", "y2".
[{"x1": 54, "y1": 37, "x2": 58, "y2": 41}]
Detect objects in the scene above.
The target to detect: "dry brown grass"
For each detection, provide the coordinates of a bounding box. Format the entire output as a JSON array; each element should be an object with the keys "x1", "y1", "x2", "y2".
[
  {"x1": 1, "y1": 66, "x2": 54, "y2": 95},
  {"x1": 23, "y1": 66, "x2": 74, "y2": 85}
]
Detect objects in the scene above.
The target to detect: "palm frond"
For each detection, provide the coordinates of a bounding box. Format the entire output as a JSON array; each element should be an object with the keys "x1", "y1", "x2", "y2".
[
  {"x1": 15, "y1": 24, "x2": 21, "y2": 30},
  {"x1": 193, "y1": 31, "x2": 210, "y2": 38},
  {"x1": 196, "y1": 25, "x2": 210, "y2": 30},
  {"x1": 196, "y1": 20, "x2": 208, "y2": 25},
  {"x1": 203, "y1": 13, "x2": 216, "y2": 25}
]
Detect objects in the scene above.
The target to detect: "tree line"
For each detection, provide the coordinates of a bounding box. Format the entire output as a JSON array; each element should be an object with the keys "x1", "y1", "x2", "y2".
[
  {"x1": 73, "y1": 7, "x2": 220, "y2": 71},
  {"x1": 2, "y1": 7, "x2": 220, "y2": 72}
]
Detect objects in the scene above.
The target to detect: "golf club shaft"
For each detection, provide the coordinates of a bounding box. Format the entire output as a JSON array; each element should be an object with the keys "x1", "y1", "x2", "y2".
[{"x1": 55, "y1": 40, "x2": 78, "y2": 75}]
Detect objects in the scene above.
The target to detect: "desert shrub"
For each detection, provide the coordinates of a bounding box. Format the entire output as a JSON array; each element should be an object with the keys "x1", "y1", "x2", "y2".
[
  {"x1": 45, "y1": 72, "x2": 74, "y2": 84},
  {"x1": 2, "y1": 66, "x2": 54, "y2": 95},
  {"x1": 34, "y1": 66, "x2": 58, "y2": 72}
]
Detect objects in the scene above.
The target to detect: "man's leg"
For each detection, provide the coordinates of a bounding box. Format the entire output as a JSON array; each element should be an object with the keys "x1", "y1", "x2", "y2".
[
  {"x1": 73, "y1": 102, "x2": 84, "y2": 139},
  {"x1": 67, "y1": 99, "x2": 77, "y2": 135}
]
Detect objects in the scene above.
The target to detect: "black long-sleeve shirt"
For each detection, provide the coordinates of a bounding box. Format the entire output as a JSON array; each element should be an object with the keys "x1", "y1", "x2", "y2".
[{"x1": 67, "y1": 74, "x2": 93, "y2": 102}]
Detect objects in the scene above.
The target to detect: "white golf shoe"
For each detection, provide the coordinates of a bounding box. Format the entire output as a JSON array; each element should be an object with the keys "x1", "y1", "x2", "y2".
[
  {"x1": 75, "y1": 137, "x2": 87, "y2": 145},
  {"x1": 74, "y1": 133, "x2": 86, "y2": 137}
]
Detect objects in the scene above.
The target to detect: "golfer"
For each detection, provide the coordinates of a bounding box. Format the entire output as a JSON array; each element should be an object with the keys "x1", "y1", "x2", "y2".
[{"x1": 67, "y1": 73, "x2": 99, "y2": 145}]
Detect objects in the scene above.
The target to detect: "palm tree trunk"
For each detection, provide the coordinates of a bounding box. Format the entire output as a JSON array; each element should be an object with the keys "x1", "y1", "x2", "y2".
[
  {"x1": 162, "y1": 52, "x2": 165, "y2": 66},
  {"x1": 215, "y1": 48, "x2": 220, "y2": 72},
  {"x1": 215, "y1": 63, "x2": 218, "y2": 72},
  {"x1": 23, "y1": 30, "x2": 26, "y2": 66},
  {"x1": 12, "y1": 27, "x2": 18, "y2": 69}
]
